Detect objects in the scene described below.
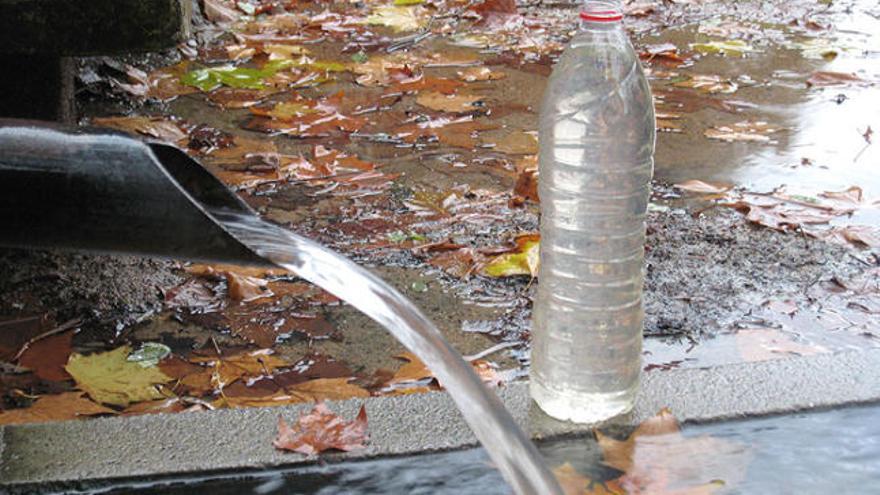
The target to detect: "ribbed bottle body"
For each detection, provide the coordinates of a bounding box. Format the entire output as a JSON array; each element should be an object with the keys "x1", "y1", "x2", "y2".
[{"x1": 530, "y1": 19, "x2": 655, "y2": 423}]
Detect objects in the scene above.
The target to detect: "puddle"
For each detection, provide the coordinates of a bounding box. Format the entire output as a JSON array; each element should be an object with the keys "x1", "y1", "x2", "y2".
[
  {"x1": 648, "y1": 4, "x2": 880, "y2": 197},
  {"x1": 86, "y1": 403, "x2": 880, "y2": 494}
]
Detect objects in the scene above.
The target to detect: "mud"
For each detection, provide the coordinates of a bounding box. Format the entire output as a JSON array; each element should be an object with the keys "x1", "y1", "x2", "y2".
[{"x1": 0, "y1": 248, "x2": 182, "y2": 337}]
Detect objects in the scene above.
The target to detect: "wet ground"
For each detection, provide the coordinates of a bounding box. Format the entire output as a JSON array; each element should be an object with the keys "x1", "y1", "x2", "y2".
[{"x1": 1, "y1": 0, "x2": 879, "y2": 418}]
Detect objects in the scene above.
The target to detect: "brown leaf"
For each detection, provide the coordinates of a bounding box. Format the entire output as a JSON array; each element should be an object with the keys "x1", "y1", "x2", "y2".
[
  {"x1": 674, "y1": 180, "x2": 732, "y2": 195},
  {"x1": 416, "y1": 91, "x2": 484, "y2": 113},
  {"x1": 457, "y1": 67, "x2": 506, "y2": 82},
  {"x1": 595, "y1": 408, "x2": 747, "y2": 494},
  {"x1": 806, "y1": 71, "x2": 862, "y2": 87},
  {"x1": 704, "y1": 121, "x2": 776, "y2": 143},
  {"x1": 274, "y1": 402, "x2": 368, "y2": 455},
  {"x1": 492, "y1": 131, "x2": 539, "y2": 155},
  {"x1": 91, "y1": 116, "x2": 187, "y2": 143},
  {"x1": 428, "y1": 247, "x2": 482, "y2": 278},
  {"x1": 673, "y1": 75, "x2": 737, "y2": 94},
  {"x1": 0, "y1": 392, "x2": 115, "y2": 425},
  {"x1": 735, "y1": 327, "x2": 828, "y2": 362},
  {"x1": 247, "y1": 92, "x2": 368, "y2": 137},
  {"x1": 189, "y1": 349, "x2": 292, "y2": 391},
  {"x1": 553, "y1": 463, "x2": 626, "y2": 495},
  {"x1": 17, "y1": 331, "x2": 74, "y2": 382},
  {"x1": 0, "y1": 314, "x2": 55, "y2": 361}
]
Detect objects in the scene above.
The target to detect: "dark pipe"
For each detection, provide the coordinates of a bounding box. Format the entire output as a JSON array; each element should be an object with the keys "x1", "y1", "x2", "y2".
[{"x1": 0, "y1": 119, "x2": 269, "y2": 265}]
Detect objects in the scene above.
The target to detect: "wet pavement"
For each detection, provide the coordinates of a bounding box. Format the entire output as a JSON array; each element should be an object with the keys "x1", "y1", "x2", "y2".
[{"x1": 2, "y1": 0, "x2": 880, "y2": 421}]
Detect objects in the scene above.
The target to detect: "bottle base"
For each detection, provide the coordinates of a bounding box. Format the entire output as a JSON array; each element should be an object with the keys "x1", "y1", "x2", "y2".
[{"x1": 530, "y1": 379, "x2": 636, "y2": 424}]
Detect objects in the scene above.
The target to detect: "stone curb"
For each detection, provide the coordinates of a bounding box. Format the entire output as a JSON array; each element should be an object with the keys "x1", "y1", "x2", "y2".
[{"x1": 2, "y1": 349, "x2": 880, "y2": 492}]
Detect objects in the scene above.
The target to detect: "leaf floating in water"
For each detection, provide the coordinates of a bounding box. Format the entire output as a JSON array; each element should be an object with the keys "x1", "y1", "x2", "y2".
[
  {"x1": 274, "y1": 402, "x2": 369, "y2": 455},
  {"x1": 805, "y1": 71, "x2": 863, "y2": 87},
  {"x1": 65, "y1": 346, "x2": 173, "y2": 407},
  {"x1": 0, "y1": 392, "x2": 116, "y2": 425},
  {"x1": 673, "y1": 74, "x2": 738, "y2": 94},
  {"x1": 704, "y1": 121, "x2": 777, "y2": 143},
  {"x1": 552, "y1": 463, "x2": 625, "y2": 495},
  {"x1": 594, "y1": 408, "x2": 749, "y2": 494}
]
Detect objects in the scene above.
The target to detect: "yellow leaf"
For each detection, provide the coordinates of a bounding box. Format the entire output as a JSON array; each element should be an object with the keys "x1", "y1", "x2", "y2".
[
  {"x1": 189, "y1": 349, "x2": 292, "y2": 390},
  {"x1": 482, "y1": 234, "x2": 540, "y2": 277},
  {"x1": 65, "y1": 346, "x2": 173, "y2": 407}
]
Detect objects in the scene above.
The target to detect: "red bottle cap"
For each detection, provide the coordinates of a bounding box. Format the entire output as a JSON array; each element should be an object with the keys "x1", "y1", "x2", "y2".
[{"x1": 579, "y1": 10, "x2": 623, "y2": 22}]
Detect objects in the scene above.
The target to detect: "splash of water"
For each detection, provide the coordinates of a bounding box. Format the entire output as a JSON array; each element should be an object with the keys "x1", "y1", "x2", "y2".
[{"x1": 213, "y1": 210, "x2": 563, "y2": 495}]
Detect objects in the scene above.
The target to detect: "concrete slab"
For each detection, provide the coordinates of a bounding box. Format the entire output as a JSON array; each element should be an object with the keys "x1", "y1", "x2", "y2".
[{"x1": 2, "y1": 349, "x2": 880, "y2": 492}]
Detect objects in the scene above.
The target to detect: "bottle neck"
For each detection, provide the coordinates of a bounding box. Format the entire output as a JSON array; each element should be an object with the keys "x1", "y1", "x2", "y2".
[{"x1": 579, "y1": 0, "x2": 624, "y2": 31}]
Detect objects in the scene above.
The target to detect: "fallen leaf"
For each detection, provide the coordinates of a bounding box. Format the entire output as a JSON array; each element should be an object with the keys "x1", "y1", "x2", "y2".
[
  {"x1": 122, "y1": 397, "x2": 205, "y2": 416},
  {"x1": 690, "y1": 40, "x2": 758, "y2": 56},
  {"x1": 673, "y1": 74, "x2": 738, "y2": 94},
  {"x1": 65, "y1": 346, "x2": 173, "y2": 407},
  {"x1": 674, "y1": 180, "x2": 732, "y2": 195},
  {"x1": 0, "y1": 314, "x2": 56, "y2": 361},
  {"x1": 364, "y1": 5, "x2": 428, "y2": 32},
  {"x1": 806, "y1": 71, "x2": 862, "y2": 87},
  {"x1": 514, "y1": 162, "x2": 539, "y2": 202},
  {"x1": 274, "y1": 402, "x2": 369, "y2": 455},
  {"x1": 203, "y1": 0, "x2": 241, "y2": 23},
  {"x1": 457, "y1": 67, "x2": 506, "y2": 82},
  {"x1": 492, "y1": 131, "x2": 539, "y2": 155},
  {"x1": 226, "y1": 271, "x2": 272, "y2": 302},
  {"x1": 416, "y1": 91, "x2": 484, "y2": 113},
  {"x1": 639, "y1": 43, "x2": 689, "y2": 66},
  {"x1": 189, "y1": 348, "x2": 292, "y2": 390},
  {"x1": 735, "y1": 328, "x2": 828, "y2": 362},
  {"x1": 389, "y1": 351, "x2": 435, "y2": 385},
  {"x1": 247, "y1": 92, "x2": 368, "y2": 137},
  {"x1": 482, "y1": 234, "x2": 540, "y2": 277},
  {"x1": 428, "y1": 247, "x2": 482, "y2": 278},
  {"x1": 704, "y1": 121, "x2": 776, "y2": 143},
  {"x1": 0, "y1": 392, "x2": 116, "y2": 425},
  {"x1": 553, "y1": 463, "x2": 626, "y2": 495},
  {"x1": 90, "y1": 116, "x2": 187, "y2": 143},
  {"x1": 17, "y1": 331, "x2": 74, "y2": 382},
  {"x1": 596, "y1": 408, "x2": 749, "y2": 494}
]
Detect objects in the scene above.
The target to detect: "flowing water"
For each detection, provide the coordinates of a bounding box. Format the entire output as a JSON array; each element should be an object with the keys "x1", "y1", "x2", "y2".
[{"x1": 212, "y1": 209, "x2": 563, "y2": 495}]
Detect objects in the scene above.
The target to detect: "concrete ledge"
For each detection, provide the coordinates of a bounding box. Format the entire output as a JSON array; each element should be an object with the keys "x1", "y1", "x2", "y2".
[
  {"x1": 0, "y1": 0, "x2": 191, "y2": 55},
  {"x1": 2, "y1": 349, "x2": 880, "y2": 491}
]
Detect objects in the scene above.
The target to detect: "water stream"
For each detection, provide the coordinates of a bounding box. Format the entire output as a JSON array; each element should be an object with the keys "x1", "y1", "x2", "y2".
[{"x1": 212, "y1": 209, "x2": 563, "y2": 495}]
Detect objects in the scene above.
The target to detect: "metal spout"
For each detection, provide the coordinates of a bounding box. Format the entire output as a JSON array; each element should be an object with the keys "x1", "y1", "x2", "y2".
[{"x1": 0, "y1": 119, "x2": 269, "y2": 266}]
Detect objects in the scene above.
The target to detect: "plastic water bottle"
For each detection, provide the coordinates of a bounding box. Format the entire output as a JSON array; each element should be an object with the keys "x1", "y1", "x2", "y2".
[{"x1": 530, "y1": 0, "x2": 655, "y2": 423}]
